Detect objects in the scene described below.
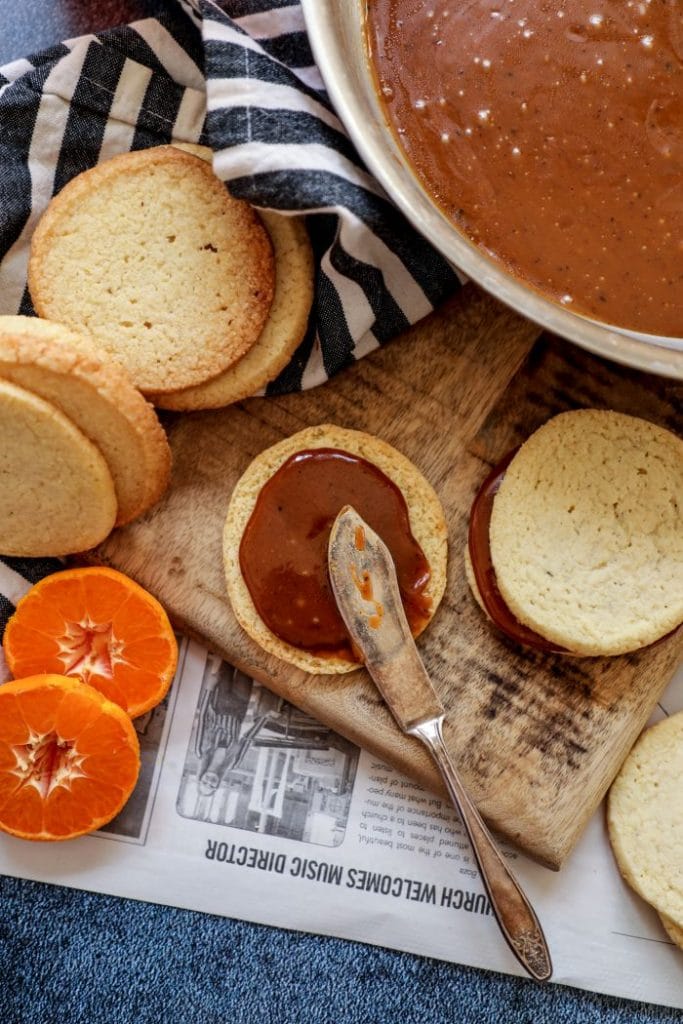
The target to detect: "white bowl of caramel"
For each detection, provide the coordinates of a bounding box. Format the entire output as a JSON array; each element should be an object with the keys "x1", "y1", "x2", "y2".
[{"x1": 302, "y1": 1, "x2": 683, "y2": 379}]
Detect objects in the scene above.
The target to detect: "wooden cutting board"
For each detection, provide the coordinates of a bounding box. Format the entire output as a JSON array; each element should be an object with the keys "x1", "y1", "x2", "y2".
[{"x1": 91, "y1": 285, "x2": 682, "y2": 869}]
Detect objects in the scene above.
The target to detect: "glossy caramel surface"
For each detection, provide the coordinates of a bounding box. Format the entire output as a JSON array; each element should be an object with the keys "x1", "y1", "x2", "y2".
[
  {"x1": 239, "y1": 448, "x2": 431, "y2": 658},
  {"x1": 367, "y1": 1, "x2": 683, "y2": 337}
]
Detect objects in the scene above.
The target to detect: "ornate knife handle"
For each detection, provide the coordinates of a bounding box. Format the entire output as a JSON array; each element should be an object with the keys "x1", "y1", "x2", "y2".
[{"x1": 409, "y1": 716, "x2": 553, "y2": 982}]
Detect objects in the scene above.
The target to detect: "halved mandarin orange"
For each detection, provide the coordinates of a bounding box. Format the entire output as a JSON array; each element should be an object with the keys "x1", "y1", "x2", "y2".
[
  {"x1": 3, "y1": 567, "x2": 178, "y2": 718},
  {"x1": 0, "y1": 675, "x2": 140, "y2": 841}
]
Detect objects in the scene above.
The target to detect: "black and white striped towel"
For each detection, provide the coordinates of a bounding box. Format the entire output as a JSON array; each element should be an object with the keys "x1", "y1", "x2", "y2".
[{"x1": 0, "y1": 0, "x2": 459, "y2": 637}]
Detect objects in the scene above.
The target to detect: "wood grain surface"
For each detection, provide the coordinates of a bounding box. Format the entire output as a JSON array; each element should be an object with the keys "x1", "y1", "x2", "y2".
[{"x1": 91, "y1": 285, "x2": 682, "y2": 869}]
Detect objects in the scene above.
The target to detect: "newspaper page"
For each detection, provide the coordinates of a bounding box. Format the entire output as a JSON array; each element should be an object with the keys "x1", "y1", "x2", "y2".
[{"x1": 1, "y1": 635, "x2": 681, "y2": 1009}]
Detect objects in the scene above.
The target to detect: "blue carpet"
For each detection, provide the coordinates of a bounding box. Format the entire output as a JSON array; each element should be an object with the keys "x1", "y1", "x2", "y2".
[{"x1": 0, "y1": 875, "x2": 678, "y2": 1024}]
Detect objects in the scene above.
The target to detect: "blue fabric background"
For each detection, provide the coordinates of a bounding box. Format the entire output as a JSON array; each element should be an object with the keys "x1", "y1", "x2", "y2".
[
  {"x1": 0, "y1": 3, "x2": 679, "y2": 1022},
  {"x1": 2, "y1": 875, "x2": 681, "y2": 1024}
]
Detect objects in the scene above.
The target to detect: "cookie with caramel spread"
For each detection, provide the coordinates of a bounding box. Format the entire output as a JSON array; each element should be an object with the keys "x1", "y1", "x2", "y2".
[
  {"x1": 223, "y1": 425, "x2": 448, "y2": 674},
  {"x1": 468, "y1": 410, "x2": 683, "y2": 657}
]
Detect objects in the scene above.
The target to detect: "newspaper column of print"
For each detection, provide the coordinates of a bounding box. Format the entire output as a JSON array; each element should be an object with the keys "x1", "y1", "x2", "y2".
[{"x1": 177, "y1": 655, "x2": 359, "y2": 846}]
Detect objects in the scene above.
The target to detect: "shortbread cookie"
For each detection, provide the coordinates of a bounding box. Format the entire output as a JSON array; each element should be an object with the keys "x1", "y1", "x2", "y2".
[
  {"x1": 224, "y1": 424, "x2": 448, "y2": 674},
  {"x1": 464, "y1": 546, "x2": 486, "y2": 615},
  {"x1": 28, "y1": 146, "x2": 275, "y2": 394},
  {"x1": 152, "y1": 211, "x2": 314, "y2": 409},
  {"x1": 0, "y1": 316, "x2": 170, "y2": 525},
  {"x1": 170, "y1": 142, "x2": 213, "y2": 161},
  {"x1": 489, "y1": 410, "x2": 683, "y2": 656},
  {"x1": 607, "y1": 712, "x2": 683, "y2": 927},
  {"x1": 0, "y1": 379, "x2": 116, "y2": 556},
  {"x1": 660, "y1": 913, "x2": 683, "y2": 950}
]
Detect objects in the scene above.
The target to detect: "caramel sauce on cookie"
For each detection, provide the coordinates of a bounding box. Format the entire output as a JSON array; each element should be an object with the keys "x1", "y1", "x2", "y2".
[
  {"x1": 239, "y1": 448, "x2": 432, "y2": 660},
  {"x1": 468, "y1": 451, "x2": 568, "y2": 654}
]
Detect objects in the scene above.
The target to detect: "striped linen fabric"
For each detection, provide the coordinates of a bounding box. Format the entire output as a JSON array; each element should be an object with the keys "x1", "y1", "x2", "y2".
[{"x1": 0, "y1": 0, "x2": 459, "y2": 629}]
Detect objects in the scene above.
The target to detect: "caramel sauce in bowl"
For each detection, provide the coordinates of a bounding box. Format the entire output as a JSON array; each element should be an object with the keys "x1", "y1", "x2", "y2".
[
  {"x1": 368, "y1": 1, "x2": 683, "y2": 339},
  {"x1": 300, "y1": 0, "x2": 683, "y2": 377}
]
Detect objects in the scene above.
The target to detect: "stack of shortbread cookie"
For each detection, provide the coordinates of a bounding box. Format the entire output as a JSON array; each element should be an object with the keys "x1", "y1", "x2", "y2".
[
  {"x1": 0, "y1": 315, "x2": 171, "y2": 555},
  {"x1": 0, "y1": 145, "x2": 314, "y2": 557},
  {"x1": 28, "y1": 145, "x2": 314, "y2": 407}
]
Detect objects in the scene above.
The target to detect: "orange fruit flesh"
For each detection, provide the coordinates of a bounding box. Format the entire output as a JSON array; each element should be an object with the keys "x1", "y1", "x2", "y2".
[
  {"x1": 0, "y1": 675, "x2": 140, "y2": 841},
  {"x1": 3, "y1": 567, "x2": 178, "y2": 718}
]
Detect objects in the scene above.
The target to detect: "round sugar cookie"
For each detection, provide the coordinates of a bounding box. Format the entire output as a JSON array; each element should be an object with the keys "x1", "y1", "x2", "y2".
[
  {"x1": 28, "y1": 146, "x2": 275, "y2": 394},
  {"x1": 489, "y1": 410, "x2": 683, "y2": 656},
  {"x1": 152, "y1": 211, "x2": 314, "y2": 409},
  {"x1": 0, "y1": 316, "x2": 170, "y2": 525},
  {"x1": 0, "y1": 379, "x2": 116, "y2": 556},
  {"x1": 607, "y1": 712, "x2": 683, "y2": 927},
  {"x1": 224, "y1": 424, "x2": 448, "y2": 674}
]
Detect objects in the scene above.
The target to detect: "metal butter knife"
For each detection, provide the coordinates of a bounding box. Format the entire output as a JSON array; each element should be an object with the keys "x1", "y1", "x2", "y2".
[{"x1": 328, "y1": 506, "x2": 553, "y2": 982}]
